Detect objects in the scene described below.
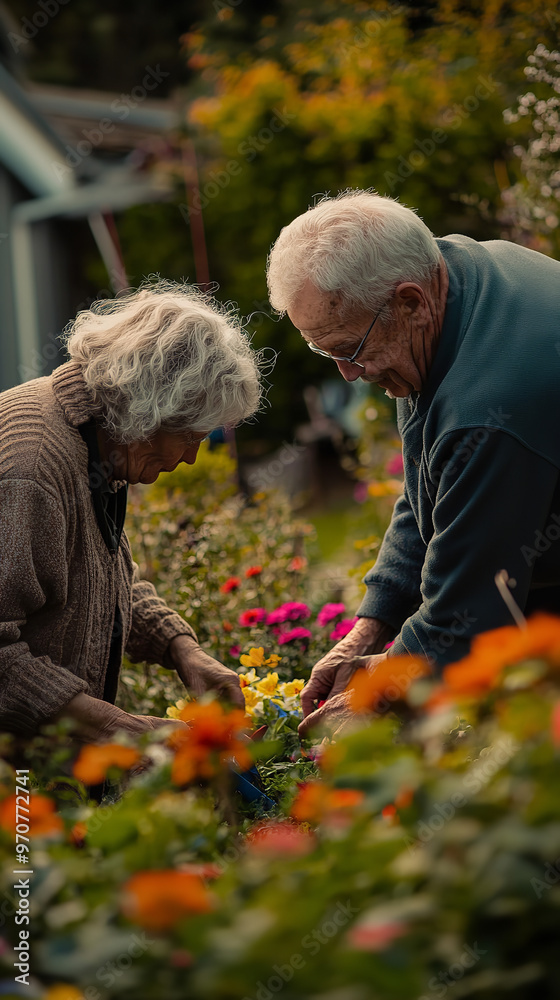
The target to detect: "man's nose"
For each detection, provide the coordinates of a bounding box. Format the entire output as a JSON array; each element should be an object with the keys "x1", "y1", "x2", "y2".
[
  {"x1": 182, "y1": 442, "x2": 202, "y2": 465},
  {"x1": 334, "y1": 360, "x2": 362, "y2": 382}
]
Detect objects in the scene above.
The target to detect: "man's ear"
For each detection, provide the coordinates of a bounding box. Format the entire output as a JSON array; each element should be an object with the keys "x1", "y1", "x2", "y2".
[{"x1": 393, "y1": 282, "x2": 425, "y2": 316}]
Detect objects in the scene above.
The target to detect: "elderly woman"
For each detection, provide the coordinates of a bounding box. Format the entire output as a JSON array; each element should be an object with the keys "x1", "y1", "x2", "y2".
[{"x1": 0, "y1": 280, "x2": 263, "y2": 743}]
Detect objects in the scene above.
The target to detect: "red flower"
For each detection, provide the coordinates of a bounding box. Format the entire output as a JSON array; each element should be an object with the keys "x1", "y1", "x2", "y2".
[
  {"x1": 238, "y1": 608, "x2": 267, "y2": 627},
  {"x1": 246, "y1": 821, "x2": 315, "y2": 857},
  {"x1": 288, "y1": 556, "x2": 307, "y2": 572},
  {"x1": 220, "y1": 577, "x2": 241, "y2": 594},
  {"x1": 347, "y1": 920, "x2": 407, "y2": 952},
  {"x1": 245, "y1": 565, "x2": 263, "y2": 577}
]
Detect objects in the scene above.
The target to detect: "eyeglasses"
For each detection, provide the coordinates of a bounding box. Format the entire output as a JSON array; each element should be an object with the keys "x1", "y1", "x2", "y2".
[{"x1": 306, "y1": 306, "x2": 384, "y2": 371}]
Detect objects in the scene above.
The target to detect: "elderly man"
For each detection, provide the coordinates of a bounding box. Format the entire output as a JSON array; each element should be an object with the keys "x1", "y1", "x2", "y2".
[
  {"x1": 0, "y1": 280, "x2": 262, "y2": 743},
  {"x1": 267, "y1": 189, "x2": 560, "y2": 734}
]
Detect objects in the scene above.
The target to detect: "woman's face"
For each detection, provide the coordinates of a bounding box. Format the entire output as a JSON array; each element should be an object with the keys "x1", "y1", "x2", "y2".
[{"x1": 103, "y1": 428, "x2": 209, "y2": 485}]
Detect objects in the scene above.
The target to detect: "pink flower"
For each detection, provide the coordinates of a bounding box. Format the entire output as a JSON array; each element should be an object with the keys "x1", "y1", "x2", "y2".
[
  {"x1": 281, "y1": 602, "x2": 311, "y2": 621},
  {"x1": 317, "y1": 602, "x2": 346, "y2": 627},
  {"x1": 229, "y1": 645, "x2": 241, "y2": 657},
  {"x1": 267, "y1": 607, "x2": 289, "y2": 626},
  {"x1": 277, "y1": 627, "x2": 312, "y2": 645},
  {"x1": 385, "y1": 452, "x2": 404, "y2": 477},
  {"x1": 330, "y1": 617, "x2": 358, "y2": 641},
  {"x1": 238, "y1": 608, "x2": 267, "y2": 627},
  {"x1": 267, "y1": 602, "x2": 310, "y2": 625},
  {"x1": 353, "y1": 482, "x2": 369, "y2": 504}
]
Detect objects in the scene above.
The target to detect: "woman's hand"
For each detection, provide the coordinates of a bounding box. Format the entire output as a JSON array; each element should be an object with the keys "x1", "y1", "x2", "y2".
[
  {"x1": 52, "y1": 693, "x2": 188, "y2": 743},
  {"x1": 167, "y1": 635, "x2": 245, "y2": 709}
]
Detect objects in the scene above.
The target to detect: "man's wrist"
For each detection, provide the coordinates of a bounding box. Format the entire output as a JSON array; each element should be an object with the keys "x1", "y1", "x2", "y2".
[{"x1": 352, "y1": 617, "x2": 395, "y2": 654}]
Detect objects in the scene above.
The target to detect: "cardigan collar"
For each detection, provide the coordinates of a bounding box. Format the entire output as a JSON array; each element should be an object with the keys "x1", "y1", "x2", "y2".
[{"x1": 51, "y1": 361, "x2": 104, "y2": 428}]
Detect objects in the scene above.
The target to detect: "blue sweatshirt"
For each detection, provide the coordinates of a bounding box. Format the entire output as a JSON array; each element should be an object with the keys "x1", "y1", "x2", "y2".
[{"x1": 356, "y1": 234, "x2": 560, "y2": 669}]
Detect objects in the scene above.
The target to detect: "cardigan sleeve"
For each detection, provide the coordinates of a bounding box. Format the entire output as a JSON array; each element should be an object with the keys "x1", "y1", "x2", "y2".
[
  {"x1": 0, "y1": 480, "x2": 88, "y2": 736},
  {"x1": 125, "y1": 562, "x2": 198, "y2": 666},
  {"x1": 356, "y1": 482, "x2": 426, "y2": 630},
  {"x1": 388, "y1": 430, "x2": 560, "y2": 670}
]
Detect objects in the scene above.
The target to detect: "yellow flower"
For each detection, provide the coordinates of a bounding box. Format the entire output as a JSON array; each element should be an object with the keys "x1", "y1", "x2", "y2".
[
  {"x1": 265, "y1": 653, "x2": 282, "y2": 668},
  {"x1": 240, "y1": 647, "x2": 266, "y2": 668},
  {"x1": 281, "y1": 679, "x2": 305, "y2": 698},
  {"x1": 238, "y1": 667, "x2": 258, "y2": 687},
  {"x1": 166, "y1": 698, "x2": 190, "y2": 719},
  {"x1": 367, "y1": 480, "x2": 404, "y2": 497},
  {"x1": 242, "y1": 687, "x2": 260, "y2": 709},
  {"x1": 255, "y1": 672, "x2": 279, "y2": 696},
  {"x1": 44, "y1": 987, "x2": 86, "y2": 1000}
]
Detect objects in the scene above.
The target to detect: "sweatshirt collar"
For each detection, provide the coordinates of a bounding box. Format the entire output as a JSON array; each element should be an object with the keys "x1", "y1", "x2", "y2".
[{"x1": 51, "y1": 360, "x2": 104, "y2": 428}]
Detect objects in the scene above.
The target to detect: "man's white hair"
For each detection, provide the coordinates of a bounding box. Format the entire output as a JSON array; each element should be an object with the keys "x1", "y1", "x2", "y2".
[
  {"x1": 62, "y1": 279, "x2": 265, "y2": 443},
  {"x1": 267, "y1": 190, "x2": 442, "y2": 320}
]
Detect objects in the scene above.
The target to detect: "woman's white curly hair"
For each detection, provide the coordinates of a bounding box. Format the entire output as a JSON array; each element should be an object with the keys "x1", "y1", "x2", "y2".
[{"x1": 62, "y1": 279, "x2": 265, "y2": 443}]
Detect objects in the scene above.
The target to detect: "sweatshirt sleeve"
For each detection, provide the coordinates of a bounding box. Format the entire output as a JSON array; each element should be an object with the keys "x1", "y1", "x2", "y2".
[
  {"x1": 388, "y1": 430, "x2": 560, "y2": 670},
  {"x1": 356, "y1": 483, "x2": 426, "y2": 630},
  {"x1": 125, "y1": 562, "x2": 198, "y2": 666},
  {"x1": 0, "y1": 480, "x2": 88, "y2": 736}
]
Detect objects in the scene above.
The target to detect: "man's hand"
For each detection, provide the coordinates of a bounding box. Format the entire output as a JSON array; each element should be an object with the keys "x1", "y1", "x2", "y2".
[
  {"x1": 167, "y1": 635, "x2": 245, "y2": 709},
  {"x1": 300, "y1": 617, "x2": 394, "y2": 722},
  {"x1": 299, "y1": 652, "x2": 388, "y2": 739},
  {"x1": 52, "y1": 692, "x2": 188, "y2": 744}
]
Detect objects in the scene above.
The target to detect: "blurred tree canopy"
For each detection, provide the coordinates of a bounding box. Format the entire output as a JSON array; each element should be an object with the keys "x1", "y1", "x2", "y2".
[
  {"x1": 173, "y1": 0, "x2": 559, "y2": 445},
  {"x1": 5, "y1": 0, "x2": 559, "y2": 447}
]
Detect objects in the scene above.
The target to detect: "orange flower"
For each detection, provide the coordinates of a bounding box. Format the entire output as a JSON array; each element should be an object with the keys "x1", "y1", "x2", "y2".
[
  {"x1": 121, "y1": 870, "x2": 212, "y2": 931},
  {"x1": 169, "y1": 701, "x2": 251, "y2": 785},
  {"x1": 443, "y1": 614, "x2": 560, "y2": 697},
  {"x1": 222, "y1": 620, "x2": 233, "y2": 633},
  {"x1": 290, "y1": 780, "x2": 364, "y2": 823},
  {"x1": 220, "y1": 576, "x2": 241, "y2": 593},
  {"x1": 348, "y1": 656, "x2": 430, "y2": 712},
  {"x1": 0, "y1": 793, "x2": 63, "y2": 838},
  {"x1": 245, "y1": 565, "x2": 263, "y2": 577},
  {"x1": 69, "y1": 821, "x2": 87, "y2": 846},
  {"x1": 73, "y1": 744, "x2": 141, "y2": 785},
  {"x1": 246, "y1": 821, "x2": 315, "y2": 857},
  {"x1": 551, "y1": 702, "x2": 560, "y2": 746}
]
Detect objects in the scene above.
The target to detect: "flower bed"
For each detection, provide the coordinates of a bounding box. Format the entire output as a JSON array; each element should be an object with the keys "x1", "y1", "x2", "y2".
[{"x1": 1, "y1": 614, "x2": 560, "y2": 998}]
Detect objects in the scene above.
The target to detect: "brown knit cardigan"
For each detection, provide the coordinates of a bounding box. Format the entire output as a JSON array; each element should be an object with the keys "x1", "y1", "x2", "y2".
[{"x1": 0, "y1": 361, "x2": 197, "y2": 736}]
